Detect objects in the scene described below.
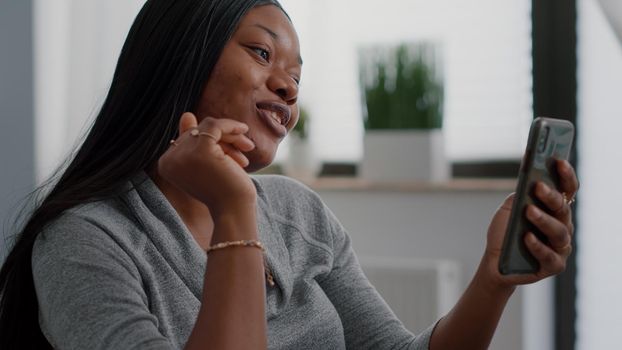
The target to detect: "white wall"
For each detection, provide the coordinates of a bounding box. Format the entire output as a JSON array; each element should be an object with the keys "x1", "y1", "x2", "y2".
[
  {"x1": 34, "y1": 0, "x2": 145, "y2": 182},
  {"x1": 317, "y1": 187, "x2": 548, "y2": 350},
  {"x1": 576, "y1": 0, "x2": 622, "y2": 348},
  {"x1": 36, "y1": 0, "x2": 533, "y2": 174},
  {"x1": 281, "y1": 0, "x2": 532, "y2": 162}
]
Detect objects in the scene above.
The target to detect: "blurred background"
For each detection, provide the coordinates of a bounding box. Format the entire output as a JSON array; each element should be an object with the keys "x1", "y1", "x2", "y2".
[{"x1": 0, "y1": 0, "x2": 620, "y2": 349}]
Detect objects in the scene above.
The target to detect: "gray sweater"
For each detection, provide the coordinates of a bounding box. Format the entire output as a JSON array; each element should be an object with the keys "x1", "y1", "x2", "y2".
[{"x1": 32, "y1": 173, "x2": 435, "y2": 349}]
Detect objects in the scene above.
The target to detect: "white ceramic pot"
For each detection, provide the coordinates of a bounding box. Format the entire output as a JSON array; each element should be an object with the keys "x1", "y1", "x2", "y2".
[
  {"x1": 283, "y1": 134, "x2": 320, "y2": 181},
  {"x1": 361, "y1": 129, "x2": 450, "y2": 183}
]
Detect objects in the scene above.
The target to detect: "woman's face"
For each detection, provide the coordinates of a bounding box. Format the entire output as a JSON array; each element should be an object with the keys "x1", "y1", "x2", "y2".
[{"x1": 195, "y1": 5, "x2": 302, "y2": 172}]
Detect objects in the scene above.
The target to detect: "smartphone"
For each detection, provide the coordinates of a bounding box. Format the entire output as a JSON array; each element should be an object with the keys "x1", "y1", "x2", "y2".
[{"x1": 498, "y1": 117, "x2": 575, "y2": 275}]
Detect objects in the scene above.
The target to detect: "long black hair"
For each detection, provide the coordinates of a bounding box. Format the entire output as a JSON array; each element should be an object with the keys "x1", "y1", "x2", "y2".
[{"x1": 0, "y1": 0, "x2": 286, "y2": 348}]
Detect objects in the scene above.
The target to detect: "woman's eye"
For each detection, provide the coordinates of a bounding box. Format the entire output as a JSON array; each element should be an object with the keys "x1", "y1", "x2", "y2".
[{"x1": 253, "y1": 47, "x2": 270, "y2": 61}]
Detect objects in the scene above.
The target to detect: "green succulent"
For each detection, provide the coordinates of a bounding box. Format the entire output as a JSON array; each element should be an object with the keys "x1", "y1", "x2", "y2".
[{"x1": 361, "y1": 43, "x2": 443, "y2": 130}]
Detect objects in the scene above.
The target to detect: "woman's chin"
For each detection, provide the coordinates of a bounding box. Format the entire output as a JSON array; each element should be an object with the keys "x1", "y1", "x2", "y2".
[{"x1": 244, "y1": 148, "x2": 277, "y2": 173}]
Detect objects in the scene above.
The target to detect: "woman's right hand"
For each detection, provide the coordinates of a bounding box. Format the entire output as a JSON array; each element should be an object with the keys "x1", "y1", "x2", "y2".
[{"x1": 158, "y1": 112, "x2": 257, "y2": 215}]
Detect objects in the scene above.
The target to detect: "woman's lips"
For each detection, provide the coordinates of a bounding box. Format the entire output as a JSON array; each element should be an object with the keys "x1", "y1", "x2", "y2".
[{"x1": 256, "y1": 102, "x2": 291, "y2": 137}]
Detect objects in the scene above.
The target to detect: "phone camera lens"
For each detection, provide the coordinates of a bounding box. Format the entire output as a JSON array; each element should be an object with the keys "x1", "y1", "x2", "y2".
[{"x1": 538, "y1": 127, "x2": 550, "y2": 152}]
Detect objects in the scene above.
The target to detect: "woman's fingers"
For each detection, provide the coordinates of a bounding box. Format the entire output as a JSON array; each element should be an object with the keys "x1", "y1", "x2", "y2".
[
  {"x1": 526, "y1": 205, "x2": 571, "y2": 252},
  {"x1": 160, "y1": 113, "x2": 258, "y2": 208},
  {"x1": 179, "y1": 112, "x2": 199, "y2": 133},
  {"x1": 522, "y1": 160, "x2": 579, "y2": 277},
  {"x1": 524, "y1": 232, "x2": 568, "y2": 275},
  {"x1": 557, "y1": 159, "x2": 580, "y2": 197},
  {"x1": 174, "y1": 115, "x2": 248, "y2": 142},
  {"x1": 220, "y1": 143, "x2": 250, "y2": 168},
  {"x1": 191, "y1": 116, "x2": 254, "y2": 152},
  {"x1": 201, "y1": 116, "x2": 249, "y2": 137},
  {"x1": 169, "y1": 114, "x2": 255, "y2": 169},
  {"x1": 533, "y1": 182, "x2": 572, "y2": 225},
  {"x1": 219, "y1": 132, "x2": 255, "y2": 152},
  {"x1": 501, "y1": 193, "x2": 515, "y2": 211},
  {"x1": 532, "y1": 161, "x2": 578, "y2": 218}
]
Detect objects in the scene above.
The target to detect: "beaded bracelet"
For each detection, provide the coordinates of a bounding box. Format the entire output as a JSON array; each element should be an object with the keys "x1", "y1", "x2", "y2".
[{"x1": 205, "y1": 239, "x2": 275, "y2": 287}]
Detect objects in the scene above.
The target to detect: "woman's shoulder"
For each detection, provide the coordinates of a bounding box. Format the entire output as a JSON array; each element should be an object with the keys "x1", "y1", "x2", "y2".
[
  {"x1": 251, "y1": 174, "x2": 313, "y2": 194},
  {"x1": 33, "y1": 198, "x2": 144, "y2": 261},
  {"x1": 48, "y1": 196, "x2": 135, "y2": 232},
  {"x1": 251, "y1": 174, "x2": 324, "y2": 211}
]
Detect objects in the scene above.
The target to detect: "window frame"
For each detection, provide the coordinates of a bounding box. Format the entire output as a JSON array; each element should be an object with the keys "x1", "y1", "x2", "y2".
[{"x1": 532, "y1": 1, "x2": 578, "y2": 349}]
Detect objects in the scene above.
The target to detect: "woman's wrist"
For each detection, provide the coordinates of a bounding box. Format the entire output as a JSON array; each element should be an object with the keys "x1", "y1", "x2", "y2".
[
  {"x1": 211, "y1": 205, "x2": 258, "y2": 243},
  {"x1": 200, "y1": 188, "x2": 257, "y2": 215},
  {"x1": 475, "y1": 254, "x2": 517, "y2": 299}
]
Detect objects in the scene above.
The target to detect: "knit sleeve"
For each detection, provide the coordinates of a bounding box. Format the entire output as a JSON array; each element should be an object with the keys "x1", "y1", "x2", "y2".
[
  {"x1": 317, "y1": 208, "x2": 437, "y2": 350},
  {"x1": 32, "y1": 214, "x2": 175, "y2": 350}
]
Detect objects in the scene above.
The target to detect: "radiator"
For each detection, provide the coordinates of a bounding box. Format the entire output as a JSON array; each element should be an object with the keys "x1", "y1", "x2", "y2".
[{"x1": 359, "y1": 257, "x2": 461, "y2": 334}]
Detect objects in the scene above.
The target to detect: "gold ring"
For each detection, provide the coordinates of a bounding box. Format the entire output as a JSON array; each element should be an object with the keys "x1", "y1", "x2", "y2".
[
  {"x1": 190, "y1": 128, "x2": 218, "y2": 141},
  {"x1": 563, "y1": 192, "x2": 576, "y2": 206},
  {"x1": 556, "y1": 242, "x2": 573, "y2": 255}
]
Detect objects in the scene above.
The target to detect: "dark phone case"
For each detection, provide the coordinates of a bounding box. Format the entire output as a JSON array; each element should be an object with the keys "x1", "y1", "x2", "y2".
[{"x1": 498, "y1": 117, "x2": 575, "y2": 275}]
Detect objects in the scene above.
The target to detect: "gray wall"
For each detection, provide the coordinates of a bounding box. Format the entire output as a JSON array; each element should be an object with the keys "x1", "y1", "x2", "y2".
[{"x1": 0, "y1": 1, "x2": 35, "y2": 259}]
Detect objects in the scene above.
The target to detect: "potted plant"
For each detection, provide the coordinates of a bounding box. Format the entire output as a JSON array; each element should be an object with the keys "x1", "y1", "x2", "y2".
[
  {"x1": 283, "y1": 105, "x2": 320, "y2": 180},
  {"x1": 359, "y1": 42, "x2": 449, "y2": 182}
]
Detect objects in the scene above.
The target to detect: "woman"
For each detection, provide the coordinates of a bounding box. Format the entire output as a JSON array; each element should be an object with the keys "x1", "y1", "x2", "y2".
[{"x1": 0, "y1": 0, "x2": 579, "y2": 349}]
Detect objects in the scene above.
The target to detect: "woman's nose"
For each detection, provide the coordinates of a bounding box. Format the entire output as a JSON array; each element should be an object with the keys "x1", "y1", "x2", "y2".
[{"x1": 267, "y1": 70, "x2": 298, "y2": 103}]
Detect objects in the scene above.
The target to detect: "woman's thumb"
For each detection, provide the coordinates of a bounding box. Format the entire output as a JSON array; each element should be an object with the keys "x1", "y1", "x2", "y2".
[{"x1": 179, "y1": 112, "x2": 198, "y2": 133}]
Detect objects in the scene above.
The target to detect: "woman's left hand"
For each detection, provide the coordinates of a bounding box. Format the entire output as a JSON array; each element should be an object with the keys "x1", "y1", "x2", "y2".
[
  {"x1": 429, "y1": 160, "x2": 579, "y2": 349},
  {"x1": 483, "y1": 159, "x2": 580, "y2": 288}
]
